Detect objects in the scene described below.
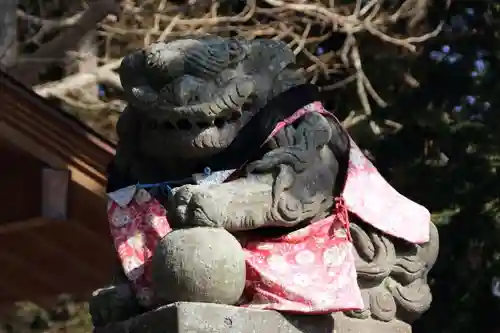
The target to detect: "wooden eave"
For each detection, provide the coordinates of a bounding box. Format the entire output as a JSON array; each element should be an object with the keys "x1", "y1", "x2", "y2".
[
  {"x1": 0, "y1": 71, "x2": 119, "y2": 304},
  {"x1": 0, "y1": 70, "x2": 116, "y2": 197}
]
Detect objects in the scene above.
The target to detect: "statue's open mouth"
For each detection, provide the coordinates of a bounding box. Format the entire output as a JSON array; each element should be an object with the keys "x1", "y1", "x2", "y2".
[
  {"x1": 123, "y1": 36, "x2": 300, "y2": 155},
  {"x1": 158, "y1": 109, "x2": 243, "y2": 131}
]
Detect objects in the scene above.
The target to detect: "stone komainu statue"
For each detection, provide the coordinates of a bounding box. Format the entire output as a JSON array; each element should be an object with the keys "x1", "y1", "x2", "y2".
[{"x1": 90, "y1": 36, "x2": 439, "y2": 333}]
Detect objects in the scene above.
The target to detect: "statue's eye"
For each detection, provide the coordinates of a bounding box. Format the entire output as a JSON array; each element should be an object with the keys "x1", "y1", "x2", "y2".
[
  {"x1": 228, "y1": 38, "x2": 246, "y2": 63},
  {"x1": 172, "y1": 75, "x2": 203, "y2": 105}
]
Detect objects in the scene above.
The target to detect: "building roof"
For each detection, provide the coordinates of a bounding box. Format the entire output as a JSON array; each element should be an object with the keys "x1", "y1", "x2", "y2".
[
  {"x1": 0, "y1": 70, "x2": 116, "y2": 187},
  {"x1": 0, "y1": 70, "x2": 118, "y2": 305}
]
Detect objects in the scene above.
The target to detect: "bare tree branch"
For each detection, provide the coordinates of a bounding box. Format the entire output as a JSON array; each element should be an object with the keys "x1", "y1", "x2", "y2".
[
  {"x1": 18, "y1": 0, "x2": 444, "y2": 141},
  {"x1": 8, "y1": 0, "x2": 120, "y2": 86},
  {"x1": 34, "y1": 58, "x2": 122, "y2": 98},
  {"x1": 0, "y1": 0, "x2": 18, "y2": 68}
]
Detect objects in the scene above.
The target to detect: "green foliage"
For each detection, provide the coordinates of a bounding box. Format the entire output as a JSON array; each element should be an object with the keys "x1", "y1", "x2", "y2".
[{"x1": 0, "y1": 296, "x2": 92, "y2": 333}]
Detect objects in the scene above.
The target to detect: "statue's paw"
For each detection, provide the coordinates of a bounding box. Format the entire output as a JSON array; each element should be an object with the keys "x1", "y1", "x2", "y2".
[
  {"x1": 168, "y1": 185, "x2": 193, "y2": 227},
  {"x1": 170, "y1": 185, "x2": 223, "y2": 228},
  {"x1": 171, "y1": 184, "x2": 195, "y2": 206}
]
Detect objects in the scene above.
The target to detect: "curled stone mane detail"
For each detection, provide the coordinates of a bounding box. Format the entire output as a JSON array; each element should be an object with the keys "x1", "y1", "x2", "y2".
[{"x1": 345, "y1": 219, "x2": 439, "y2": 323}]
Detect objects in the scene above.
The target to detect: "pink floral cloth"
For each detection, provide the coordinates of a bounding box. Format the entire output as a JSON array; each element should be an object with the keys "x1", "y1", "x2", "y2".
[
  {"x1": 240, "y1": 198, "x2": 362, "y2": 313},
  {"x1": 106, "y1": 101, "x2": 431, "y2": 312},
  {"x1": 303, "y1": 102, "x2": 431, "y2": 244},
  {"x1": 107, "y1": 189, "x2": 172, "y2": 305},
  {"x1": 342, "y1": 140, "x2": 430, "y2": 243}
]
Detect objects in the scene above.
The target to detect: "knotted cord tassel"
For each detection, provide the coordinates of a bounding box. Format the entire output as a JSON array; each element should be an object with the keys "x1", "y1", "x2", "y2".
[{"x1": 335, "y1": 196, "x2": 351, "y2": 241}]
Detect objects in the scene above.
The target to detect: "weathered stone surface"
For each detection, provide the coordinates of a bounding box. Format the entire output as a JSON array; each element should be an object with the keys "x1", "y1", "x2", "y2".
[
  {"x1": 89, "y1": 284, "x2": 143, "y2": 328},
  {"x1": 152, "y1": 228, "x2": 246, "y2": 306},
  {"x1": 94, "y1": 302, "x2": 411, "y2": 333}
]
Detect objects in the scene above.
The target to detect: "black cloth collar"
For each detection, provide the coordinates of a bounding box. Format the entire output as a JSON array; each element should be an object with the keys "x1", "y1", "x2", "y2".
[{"x1": 200, "y1": 84, "x2": 321, "y2": 170}]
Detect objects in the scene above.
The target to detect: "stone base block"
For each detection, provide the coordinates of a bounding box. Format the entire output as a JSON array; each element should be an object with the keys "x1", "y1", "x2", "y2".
[{"x1": 94, "y1": 302, "x2": 411, "y2": 333}]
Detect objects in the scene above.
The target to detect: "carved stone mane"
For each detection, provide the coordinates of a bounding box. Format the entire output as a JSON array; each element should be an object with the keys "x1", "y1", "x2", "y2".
[{"x1": 347, "y1": 219, "x2": 438, "y2": 323}]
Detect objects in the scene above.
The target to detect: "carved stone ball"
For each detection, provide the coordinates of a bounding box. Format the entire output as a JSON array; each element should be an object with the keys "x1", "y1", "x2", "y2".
[{"x1": 151, "y1": 227, "x2": 246, "y2": 306}]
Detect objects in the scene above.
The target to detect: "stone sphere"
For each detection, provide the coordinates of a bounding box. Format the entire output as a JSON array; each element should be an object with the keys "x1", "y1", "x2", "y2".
[{"x1": 151, "y1": 227, "x2": 246, "y2": 305}]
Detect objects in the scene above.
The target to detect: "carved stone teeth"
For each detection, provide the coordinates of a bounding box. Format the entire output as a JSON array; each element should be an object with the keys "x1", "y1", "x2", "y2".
[{"x1": 159, "y1": 110, "x2": 242, "y2": 132}]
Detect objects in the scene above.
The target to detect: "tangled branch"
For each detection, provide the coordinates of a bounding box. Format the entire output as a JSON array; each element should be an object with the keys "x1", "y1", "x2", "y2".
[{"x1": 16, "y1": 0, "x2": 444, "y2": 140}]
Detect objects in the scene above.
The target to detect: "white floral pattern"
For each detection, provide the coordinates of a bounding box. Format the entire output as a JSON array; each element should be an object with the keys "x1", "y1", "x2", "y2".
[
  {"x1": 323, "y1": 244, "x2": 348, "y2": 268},
  {"x1": 134, "y1": 189, "x2": 152, "y2": 205},
  {"x1": 110, "y1": 208, "x2": 133, "y2": 227},
  {"x1": 295, "y1": 250, "x2": 316, "y2": 265},
  {"x1": 293, "y1": 273, "x2": 312, "y2": 287},
  {"x1": 127, "y1": 231, "x2": 145, "y2": 249},
  {"x1": 243, "y1": 210, "x2": 363, "y2": 313},
  {"x1": 122, "y1": 255, "x2": 144, "y2": 281},
  {"x1": 107, "y1": 191, "x2": 171, "y2": 307},
  {"x1": 266, "y1": 255, "x2": 289, "y2": 272}
]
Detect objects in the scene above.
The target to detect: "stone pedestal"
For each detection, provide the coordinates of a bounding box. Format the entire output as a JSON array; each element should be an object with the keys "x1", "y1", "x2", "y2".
[{"x1": 94, "y1": 302, "x2": 411, "y2": 333}]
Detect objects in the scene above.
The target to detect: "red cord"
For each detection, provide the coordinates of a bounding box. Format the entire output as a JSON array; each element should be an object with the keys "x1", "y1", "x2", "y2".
[{"x1": 335, "y1": 196, "x2": 351, "y2": 241}]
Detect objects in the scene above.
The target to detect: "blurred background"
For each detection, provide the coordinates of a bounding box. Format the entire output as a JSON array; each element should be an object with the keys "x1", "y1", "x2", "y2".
[{"x1": 0, "y1": 0, "x2": 499, "y2": 332}]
